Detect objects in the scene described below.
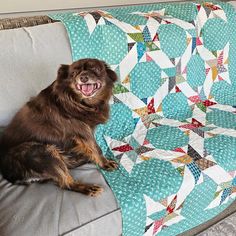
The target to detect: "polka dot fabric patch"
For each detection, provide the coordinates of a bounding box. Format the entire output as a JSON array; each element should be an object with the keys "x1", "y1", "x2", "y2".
[
  {"x1": 130, "y1": 62, "x2": 162, "y2": 99},
  {"x1": 159, "y1": 24, "x2": 187, "y2": 58},
  {"x1": 49, "y1": 1, "x2": 236, "y2": 235}
]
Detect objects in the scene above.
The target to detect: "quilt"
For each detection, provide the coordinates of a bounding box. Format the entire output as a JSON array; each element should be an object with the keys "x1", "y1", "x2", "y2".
[{"x1": 49, "y1": 1, "x2": 236, "y2": 235}]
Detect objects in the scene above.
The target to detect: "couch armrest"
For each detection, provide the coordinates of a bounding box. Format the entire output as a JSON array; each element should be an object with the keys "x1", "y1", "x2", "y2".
[{"x1": 0, "y1": 15, "x2": 56, "y2": 30}]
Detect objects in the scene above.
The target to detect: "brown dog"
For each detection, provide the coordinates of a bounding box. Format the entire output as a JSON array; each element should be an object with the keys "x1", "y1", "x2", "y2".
[{"x1": 0, "y1": 58, "x2": 118, "y2": 196}]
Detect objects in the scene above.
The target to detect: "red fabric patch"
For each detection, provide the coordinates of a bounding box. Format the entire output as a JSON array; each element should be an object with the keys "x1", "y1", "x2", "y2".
[
  {"x1": 148, "y1": 98, "x2": 155, "y2": 114},
  {"x1": 202, "y1": 100, "x2": 217, "y2": 107},
  {"x1": 112, "y1": 144, "x2": 133, "y2": 152},
  {"x1": 191, "y1": 118, "x2": 204, "y2": 127},
  {"x1": 173, "y1": 148, "x2": 186, "y2": 153}
]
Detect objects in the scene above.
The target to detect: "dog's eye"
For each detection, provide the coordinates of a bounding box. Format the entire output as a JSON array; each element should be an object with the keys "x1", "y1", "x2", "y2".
[
  {"x1": 71, "y1": 71, "x2": 78, "y2": 77},
  {"x1": 91, "y1": 67, "x2": 101, "y2": 75},
  {"x1": 94, "y1": 67, "x2": 100, "y2": 72}
]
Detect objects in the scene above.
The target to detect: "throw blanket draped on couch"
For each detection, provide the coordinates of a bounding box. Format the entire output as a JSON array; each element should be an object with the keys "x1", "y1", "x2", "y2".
[{"x1": 50, "y1": 1, "x2": 236, "y2": 235}]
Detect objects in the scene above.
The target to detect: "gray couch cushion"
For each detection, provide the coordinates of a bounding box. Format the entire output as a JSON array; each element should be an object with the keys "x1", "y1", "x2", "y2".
[
  {"x1": 0, "y1": 164, "x2": 122, "y2": 236},
  {"x1": 0, "y1": 22, "x2": 72, "y2": 126}
]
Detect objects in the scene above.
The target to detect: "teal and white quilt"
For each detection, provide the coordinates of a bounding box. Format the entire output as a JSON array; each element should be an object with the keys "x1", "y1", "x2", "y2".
[{"x1": 50, "y1": 1, "x2": 236, "y2": 235}]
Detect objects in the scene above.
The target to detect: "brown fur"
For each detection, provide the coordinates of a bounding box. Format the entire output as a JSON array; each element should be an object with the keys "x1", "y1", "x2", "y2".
[{"x1": 0, "y1": 58, "x2": 118, "y2": 196}]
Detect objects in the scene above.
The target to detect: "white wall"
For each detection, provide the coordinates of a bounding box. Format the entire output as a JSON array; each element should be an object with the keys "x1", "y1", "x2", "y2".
[
  {"x1": 0, "y1": 0, "x2": 183, "y2": 14},
  {"x1": 0, "y1": 0, "x2": 233, "y2": 18}
]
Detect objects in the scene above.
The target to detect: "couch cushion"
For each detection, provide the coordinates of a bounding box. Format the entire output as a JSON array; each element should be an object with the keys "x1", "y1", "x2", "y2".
[
  {"x1": 0, "y1": 164, "x2": 122, "y2": 236},
  {"x1": 0, "y1": 22, "x2": 72, "y2": 126}
]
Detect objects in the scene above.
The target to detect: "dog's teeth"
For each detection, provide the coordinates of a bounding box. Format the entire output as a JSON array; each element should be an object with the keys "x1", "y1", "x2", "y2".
[{"x1": 94, "y1": 83, "x2": 97, "y2": 89}]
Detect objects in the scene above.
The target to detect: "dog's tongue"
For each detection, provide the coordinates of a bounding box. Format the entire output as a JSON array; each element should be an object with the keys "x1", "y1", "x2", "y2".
[{"x1": 81, "y1": 84, "x2": 94, "y2": 95}]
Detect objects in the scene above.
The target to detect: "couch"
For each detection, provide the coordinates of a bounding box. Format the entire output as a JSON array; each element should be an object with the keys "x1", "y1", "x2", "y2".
[{"x1": 0, "y1": 1, "x2": 236, "y2": 236}]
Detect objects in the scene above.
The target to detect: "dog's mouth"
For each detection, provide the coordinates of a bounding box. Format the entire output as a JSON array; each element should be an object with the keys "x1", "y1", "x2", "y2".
[{"x1": 76, "y1": 81, "x2": 102, "y2": 97}]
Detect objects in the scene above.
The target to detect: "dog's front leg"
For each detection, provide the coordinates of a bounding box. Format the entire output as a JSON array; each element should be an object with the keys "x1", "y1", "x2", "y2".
[
  {"x1": 72, "y1": 136, "x2": 118, "y2": 171},
  {"x1": 94, "y1": 142, "x2": 119, "y2": 171}
]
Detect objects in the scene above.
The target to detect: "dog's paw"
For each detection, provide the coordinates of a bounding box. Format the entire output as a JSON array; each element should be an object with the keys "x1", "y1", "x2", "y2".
[
  {"x1": 84, "y1": 184, "x2": 104, "y2": 197},
  {"x1": 102, "y1": 160, "x2": 119, "y2": 171}
]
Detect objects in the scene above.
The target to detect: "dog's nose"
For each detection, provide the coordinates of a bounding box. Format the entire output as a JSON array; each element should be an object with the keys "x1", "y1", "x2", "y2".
[{"x1": 80, "y1": 76, "x2": 89, "y2": 83}]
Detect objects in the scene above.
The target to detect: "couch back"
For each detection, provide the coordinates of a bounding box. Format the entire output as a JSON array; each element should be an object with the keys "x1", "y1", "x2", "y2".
[{"x1": 0, "y1": 22, "x2": 72, "y2": 126}]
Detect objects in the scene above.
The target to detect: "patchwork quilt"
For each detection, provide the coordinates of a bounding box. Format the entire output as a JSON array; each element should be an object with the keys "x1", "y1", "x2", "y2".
[{"x1": 50, "y1": 1, "x2": 236, "y2": 235}]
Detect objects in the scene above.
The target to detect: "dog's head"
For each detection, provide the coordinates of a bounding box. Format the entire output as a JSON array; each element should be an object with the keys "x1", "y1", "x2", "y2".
[{"x1": 56, "y1": 58, "x2": 118, "y2": 103}]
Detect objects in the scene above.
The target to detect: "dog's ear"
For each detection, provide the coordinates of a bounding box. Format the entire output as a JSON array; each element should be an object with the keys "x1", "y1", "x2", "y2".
[
  {"x1": 105, "y1": 63, "x2": 118, "y2": 82},
  {"x1": 57, "y1": 64, "x2": 69, "y2": 80}
]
